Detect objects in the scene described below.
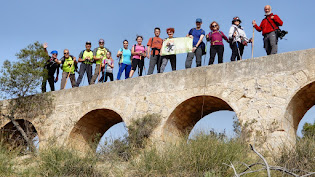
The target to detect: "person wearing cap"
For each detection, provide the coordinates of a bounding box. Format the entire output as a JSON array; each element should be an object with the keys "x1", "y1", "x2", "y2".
[
  {"x1": 42, "y1": 42, "x2": 60, "y2": 92},
  {"x1": 252, "y1": 5, "x2": 283, "y2": 55},
  {"x1": 76, "y1": 41, "x2": 94, "y2": 86},
  {"x1": 90, "y1": 39, "x2": 108, "y2": 84},
  {"x1": 54, "y1": 49, "x2": 77, "y2": 89},
  {"x1": 229, "y1": 16, "x2": 250, "y2": 61},
  {"x1": 185, "y1": 18, "x2": 206, "y2": 68},
  {"x1": 147, "y1": 27, "x2": 163, "y2": 75}
]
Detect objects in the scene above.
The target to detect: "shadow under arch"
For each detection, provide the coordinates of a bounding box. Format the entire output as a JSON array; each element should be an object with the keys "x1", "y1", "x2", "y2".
[
  {"x1": 68, "y1": 108, "x2": 124, "y2": 151},
  {"x1": 0, "y1": 119, "x2": 38, "y2": 149},
  {"x1": 285, "y1": 81, "x2": 315, "y2": 135},
  {"x1": 163, "y1": 95, "x2": 235, "y2": 138}
]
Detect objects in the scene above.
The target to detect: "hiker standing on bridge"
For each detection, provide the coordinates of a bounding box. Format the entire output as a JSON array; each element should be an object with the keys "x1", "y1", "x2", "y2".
[
  {"x1": 252, "y1": 5, "x2": 283, "y2": 55},
  {"x1": 90, "y1": 39, "x2": 108, "y2": 84},
  {"x1": 129, "y1": 36, "x2": 146, "y2": 78},
  {"x1": 160, "y1": 28, "x2": 177, "y2": 73},
  {"x1": 229, "y1": 16, "x2": 251, "y2": 61},
  {"x1": 117, "y1": 40, "x2": 132, "y2": 80},
  {"x1": 185, "y1": 18, "x2": 205, "y2": 68},
  {"x1": 147, "y1": 27, "x2": 163, "y2": 75},
  {"x1": 42, "y1": 43, "x2": 59, "y2": 92},
  {"x1": 99, "y1": 51, "x2": 114, "y2": 82},
  {"x1": 76, "y1": 41, "x2": 93, "y2": 86},
  {"x1": 206, "y1": 21, "x2": 229, "y2": 65},
  {"x1": 54, "y1": 49, "x2": 77, "y2": 89}
]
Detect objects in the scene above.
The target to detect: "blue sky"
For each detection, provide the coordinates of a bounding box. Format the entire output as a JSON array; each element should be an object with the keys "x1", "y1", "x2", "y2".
[{"x1": 1, "y1": 0, "x2": 314, "y2": 145}]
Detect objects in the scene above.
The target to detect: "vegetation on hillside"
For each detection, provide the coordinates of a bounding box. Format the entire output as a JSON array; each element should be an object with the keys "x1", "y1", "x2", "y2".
[{"x1": 0, "y1": 114, "x2": 314, "y2": 176}]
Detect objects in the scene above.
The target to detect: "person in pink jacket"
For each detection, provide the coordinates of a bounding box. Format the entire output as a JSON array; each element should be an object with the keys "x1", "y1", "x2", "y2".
[{"x1": 206, "y1": 21, "x2": 229, "y2": 65}]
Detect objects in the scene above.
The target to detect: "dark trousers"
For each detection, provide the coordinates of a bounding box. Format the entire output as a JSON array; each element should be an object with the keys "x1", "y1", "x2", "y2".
[
  {"x1": 147, "y1": 55, "x2": 162, "y2": 75},
  {"x1": 131, "y1": 59, "x2": 144, "y2": 76},
  {"x1": 209, "y1": 45, "x2": 224, "y2": 65},
  {"x1": 185, "y1": 47, "x2": 202, "y2": 68},
  {"x1": 42, "y1": 75, "x2": 55, "y2": 92},
  {"x1": 160, "y1": 55, "x2": 176, "y2": 73},
  {"x1": 230, "y1": 42, "x2": 244, "y2": 61},
  {"x1": 99, "y1": 72, "x2": 114, "y2": 82},
  {"x1": 264, "y1": 31, "x2": 278, "y2": 55},
  {"x1": 76, "y1": 63, "x2": 92, "y2": 86}
]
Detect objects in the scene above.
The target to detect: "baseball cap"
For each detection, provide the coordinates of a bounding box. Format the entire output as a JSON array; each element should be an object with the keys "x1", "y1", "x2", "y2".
[
  {"x1": 99, "y1": 39, "x2": 105, "y2": 43},
  {"x1": 86, "y1": 41, "x2": 91, "y2": 45},
  {"x1": 50, "y1": 50, "x2": 58, "y2": 55},
  {"x1": 196, "y1": 18, "x2": 202, "y2": 23}
]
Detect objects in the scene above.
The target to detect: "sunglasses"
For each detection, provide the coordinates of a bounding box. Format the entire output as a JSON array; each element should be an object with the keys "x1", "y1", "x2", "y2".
[
  {"x1": 64, "y1": 52, "x2": 69, "y2": 54},
  {"x1": 99, "y1": 42, "x2": 104, "y2": 44},
  {"x1": 211, "y1": 25, "x2": 218, "y2": 28}
]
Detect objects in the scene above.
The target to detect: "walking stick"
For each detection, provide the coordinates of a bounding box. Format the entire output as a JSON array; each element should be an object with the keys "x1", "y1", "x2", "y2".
[
  {"x1": 251, "y1": 27, "x2": 255, "y2": 59},
  {"x1": 63, "y1": 61, "x2": 75, "y2": 89},
  {"x1": 97, "y1": 61, "x2": 102, "y2": 83},
  {"x1": 103, "y1": 63, "x2": 107, "y2": 83},
  {"x1": 204, "y1": 41, "x2": 208, "y2": 65},
  {"x1": 236, "y1": 41, "x2": 242, "y2": 60}
]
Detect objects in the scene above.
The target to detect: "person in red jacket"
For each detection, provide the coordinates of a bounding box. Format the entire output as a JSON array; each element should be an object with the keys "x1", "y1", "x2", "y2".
[{"x1": 252, "y1": 5, "x2": 283, "y2": 55}]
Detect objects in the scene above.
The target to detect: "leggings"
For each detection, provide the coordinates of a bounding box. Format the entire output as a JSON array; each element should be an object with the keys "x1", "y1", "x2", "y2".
[{"x1": 131, "y1": 58, "x2": 144, "y2": 76}]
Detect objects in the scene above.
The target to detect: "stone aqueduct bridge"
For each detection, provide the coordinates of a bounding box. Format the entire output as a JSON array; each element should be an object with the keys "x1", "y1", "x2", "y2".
[{"x1": 1, "y1": 49, "x2": 315, "y2": 151}]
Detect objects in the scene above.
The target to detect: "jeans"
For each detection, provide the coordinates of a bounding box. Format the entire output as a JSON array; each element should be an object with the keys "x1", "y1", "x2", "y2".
[{"x1": 117, "y1": 63, "x2": 131, "y2": 80}]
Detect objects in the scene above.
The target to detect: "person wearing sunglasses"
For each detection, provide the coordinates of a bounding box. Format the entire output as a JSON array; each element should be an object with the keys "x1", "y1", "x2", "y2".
[
  {"x1": 90, "y1": 39, "x2": 108, "y2": 84},
  {"x1": 42, "y1": 42, "x2": 60, "y2": 92},
  {"x1": 206, "y1": 21, "x2": 229, "y2": 65},
  {"x1": 54, "y1": 49, "x2": 77, "y2": 89}
]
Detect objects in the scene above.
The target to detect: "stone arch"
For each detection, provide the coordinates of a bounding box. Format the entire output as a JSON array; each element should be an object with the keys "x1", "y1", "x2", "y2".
[
  {"x1": 0, "y1": 119, "x2": 38, "y2": 149},
  {"x1": 163, "y1": 95, "x2": 236, "y2": 138},
  {"x1": 68, "y1": 108, "x2": 124, "y2": 151},
  {"x1": 285, "y1": 81, "x2": 315, "y2": 137}
]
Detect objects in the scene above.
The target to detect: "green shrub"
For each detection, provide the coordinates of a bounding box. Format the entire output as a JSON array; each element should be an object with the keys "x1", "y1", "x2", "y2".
[
  {"x1": 98, "y1": 114, "x2": 161, "y2": 162},
  {"x1": 0, "y1": 143, "x2": 16, "y2": 176},
  {"x1": 37, "y1": 146, "x2": 102, "y2": 177},
  {"x1": 129, "y1": 132, "x2": 250, "y2": 176},
  {"x1": 276, "y1": 136, "x2": 315, "y2": 173}
]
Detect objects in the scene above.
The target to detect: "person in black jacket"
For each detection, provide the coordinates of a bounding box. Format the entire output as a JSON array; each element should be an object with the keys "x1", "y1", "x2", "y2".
[{"x1": 42, "y1": 43, "x2": 59, "y2": 92}]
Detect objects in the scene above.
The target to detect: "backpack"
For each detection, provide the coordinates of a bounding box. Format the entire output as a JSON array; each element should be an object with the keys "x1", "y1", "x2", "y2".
[
  {"x1": 60, "y1": 55, "x2": 78, "y2": 72},
  {"x1": 133, "y1": 44, "x2": 146, "y2": 58}
]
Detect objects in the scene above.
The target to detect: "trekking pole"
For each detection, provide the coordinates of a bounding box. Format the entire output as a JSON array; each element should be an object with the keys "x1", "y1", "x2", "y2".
[
  {"x1": 236, "y1": 41, "x2": 242, "y2": 61},
  {"x1": 251, "y1": 27, "x2": 254, "y2": 59},
  {"x1": 143, "y1": 56, "x2": 146, "y2": 76},
  {"x1": 204, "y1": 41, "x2": 208, "y2": 65},
  {"x1": 63, "y1": 61, "x2": 75, "y2": 89},
  {"x1": 103, "y1": 63, "x2": 107, "y2": 83},
  {"x1": 97, "y1": 62, "x2": 102, "y2": 83}
]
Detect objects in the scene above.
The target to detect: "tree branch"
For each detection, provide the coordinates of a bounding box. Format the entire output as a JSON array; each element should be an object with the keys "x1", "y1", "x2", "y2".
[{"x1": 250, "y1": 144, "x2": 271, "y2": 177}]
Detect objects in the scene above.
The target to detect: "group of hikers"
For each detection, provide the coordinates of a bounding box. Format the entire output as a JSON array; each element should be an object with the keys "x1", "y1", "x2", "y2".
[{"x1": 42, "y1": 5, "x2": 283, "y2": 93}]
